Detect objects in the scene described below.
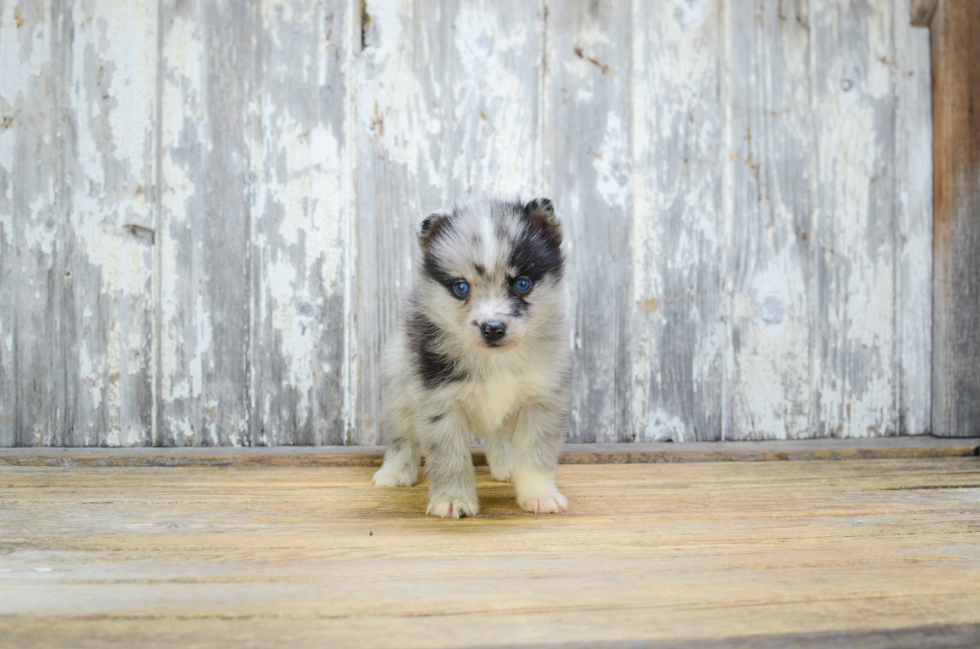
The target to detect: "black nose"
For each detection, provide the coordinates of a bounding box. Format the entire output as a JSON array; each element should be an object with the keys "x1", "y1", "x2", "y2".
[{"x1": 481, "y1": 321, "x2": 506, "y2": 342}]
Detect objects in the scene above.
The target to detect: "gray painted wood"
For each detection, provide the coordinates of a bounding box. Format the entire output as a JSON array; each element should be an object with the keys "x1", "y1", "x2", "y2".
[
  {"x1": 895, "y1": 0, "x2": 933, "y2": 436},
  {"x1": 66, "y1": 2, "x2": 157, "y2": 447},
  {"x1": 0, "y1": 0, "x2": 67, "y2": 447},
  {"x1": 631, "y1": 0, "x2": 725, "y2": 442},
  {"x1": 157, "y1": 0, "x2": 254, "y2": 446},
  {"x1": 1, "y1": 0, "x2": 61, "y2": 447},
  {"x1": 545, "y1": 0, "x2": 633, "y2": 443},
  {"x1": 157, "y1": 0, "x2": 353, "y2": 447},
  {"x1": 810, "y1": 0, "x2": 899, "y2": 438},
  {"x1": 0, "y1": 0, "x2": 155, "y2": 447},
  {"x1": 726, "y1": 0, "x2": 814, "y2": 440},
  {"x1": 1, "y1": 0, "x2": 940, "y2": 446},
  {"x1": 246, "y1": 0, "x2": 352, "y2": 446}
]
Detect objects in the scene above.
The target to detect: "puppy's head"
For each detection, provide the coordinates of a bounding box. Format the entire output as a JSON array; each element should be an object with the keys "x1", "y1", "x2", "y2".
[{"x1": 415, "y1": 197, "x2": 565, "y2": 354}]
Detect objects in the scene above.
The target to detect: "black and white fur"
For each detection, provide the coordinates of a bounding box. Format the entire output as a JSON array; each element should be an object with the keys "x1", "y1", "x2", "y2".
[{"x1": 372, "y1": 197, "x2": 571, "y2": 519}]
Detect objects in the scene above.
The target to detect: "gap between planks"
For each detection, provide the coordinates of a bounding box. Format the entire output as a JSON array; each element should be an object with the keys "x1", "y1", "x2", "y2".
[{"x1": 1, "y1": 436, "x2": 977, "y2": 468}]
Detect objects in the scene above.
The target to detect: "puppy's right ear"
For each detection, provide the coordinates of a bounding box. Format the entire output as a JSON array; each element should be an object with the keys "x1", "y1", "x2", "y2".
[
  {"x1": 417, "y1": 208, "x2": 452, "y2": 254},
  {"x1": 523, "y1": 198, "x2": 563, "y2": 245}
]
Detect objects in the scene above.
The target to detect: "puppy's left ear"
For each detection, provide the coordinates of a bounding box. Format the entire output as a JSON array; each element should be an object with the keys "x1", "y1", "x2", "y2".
[
  {"x1": 523, "y1": 198, "x2": 563, "y2": 244},
  {"x1": 417, "y1": 208, "x2": 453, "y2": 254}
]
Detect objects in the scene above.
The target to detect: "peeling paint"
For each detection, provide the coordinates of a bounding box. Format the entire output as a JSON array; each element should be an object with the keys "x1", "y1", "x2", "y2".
[
  {"x1": 631, "y1": 0, "x2": 725, "y2": 442},
  {"x1": 593, "y1": 112, "x2": 629, "y2": 209},
  {"x1": 2, "y1": 0, "x2": 934, "y2": 447}
]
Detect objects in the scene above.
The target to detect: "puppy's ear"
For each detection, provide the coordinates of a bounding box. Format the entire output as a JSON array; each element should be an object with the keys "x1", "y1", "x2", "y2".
[
  {"x1": 417, "y1": 208, "x2": 453, "y2": 254},
  {"x1": 523, "y1": 198, "x2": 562, "y2": 244}
]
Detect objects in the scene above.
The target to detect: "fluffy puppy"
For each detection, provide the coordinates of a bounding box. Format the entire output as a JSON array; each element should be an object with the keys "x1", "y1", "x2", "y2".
[{"x1": 372, "y1": 197, "x2": 571, "y2": 519}]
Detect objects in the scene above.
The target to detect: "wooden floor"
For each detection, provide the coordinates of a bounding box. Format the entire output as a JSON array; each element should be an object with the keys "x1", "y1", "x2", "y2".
[{"x1": 1, "y1": 456, "x2": 979, "y2": 647}]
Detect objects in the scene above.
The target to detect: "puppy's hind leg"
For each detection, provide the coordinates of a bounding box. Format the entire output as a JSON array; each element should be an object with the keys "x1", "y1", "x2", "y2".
[{"x1": 372, "y1": 401, "x2": 420, "y2": 488}]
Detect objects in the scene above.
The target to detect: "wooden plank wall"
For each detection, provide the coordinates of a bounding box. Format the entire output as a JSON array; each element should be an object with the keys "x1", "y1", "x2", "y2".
[
  {"x1": 0, "y1": 0, "x2": 157, "y2": 446},
  {"x1": 0, "y1": 0, "x2": 935, "y2": 446},
  {"x1": 929, "y1": 0, "x2": 980, "y2": 438}
]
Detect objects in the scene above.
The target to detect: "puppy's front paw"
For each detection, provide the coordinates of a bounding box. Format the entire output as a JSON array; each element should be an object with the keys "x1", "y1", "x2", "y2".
[
  {"x1": 518, "y1": 490, "x2": 568, "y2": 514},
  {"x1": 372, "y1": 466, "x2": 417, "y2": 487},
  {"x1": 426, "y1": 497, "x2": 480, "y2": 519}
]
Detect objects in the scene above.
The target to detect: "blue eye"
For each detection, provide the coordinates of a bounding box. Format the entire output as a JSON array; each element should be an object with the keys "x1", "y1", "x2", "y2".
[
  {"x1": 453, "y1": 280, "x2": 470, "y2": 298},
  {"x1": 514, "y1": 277, "x2": 532, "y2": 293}
]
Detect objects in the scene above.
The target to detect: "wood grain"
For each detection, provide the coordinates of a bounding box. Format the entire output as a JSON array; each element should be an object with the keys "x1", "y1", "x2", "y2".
[
  {"x1": 1, "y1": 458, "x2": 978, "y2": 647},
  {"x1": 1, "y1": 0, "x2": 945, "y2": 446},
  {"x1": 2, "y1": 437, "x2": 976, "y2": 467},
  {"x1": 545, "y1": 0, "x2": 633, "y2": 442},
  {"x1": 66, "y1": 2, "x2": 157, "y2": 447},
  {"x1": 157, "y1": 0, "x2": 254, "y2": 446},
  {"x1": 895, "y1": 0, "x2": 934, "y2": 435},
  {"x1": 0, "y1": 0, "x2": 68, "y2": 447},
  {"x1": 810, "y1": 0, "x2": 899, "y2": 438},
  {"x1": 522, "y1": 624, "x2": 980, "y2": 648},
  {"x1": 910, "y1": 0, "x2": 939, "y2": 26},
  {"x1": 630, "y1": 0, "x2": 725, "y2": 442},
  {"x1": 931, "y1": 0, "x2": 980, "y2": 437},
  {"x1": 726, "y1": 0, "x2": 814, "y2": 439},
  {"x1": 246, "y1": 0, "x2": 352, "y2": 445},
  {"x1": 0, "y1": 0, "x2": 156, "y2": 447}
]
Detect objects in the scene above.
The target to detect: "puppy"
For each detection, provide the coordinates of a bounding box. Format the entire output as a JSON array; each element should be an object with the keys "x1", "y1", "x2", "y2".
[{"x1": 372, "y1": 197, "x2": 571, "y2": 519}]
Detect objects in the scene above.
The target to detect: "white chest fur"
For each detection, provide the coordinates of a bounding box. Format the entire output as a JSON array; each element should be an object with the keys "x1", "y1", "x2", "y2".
[{"x1": 461, "y1": 370, "x2": 525, "y2": 435}]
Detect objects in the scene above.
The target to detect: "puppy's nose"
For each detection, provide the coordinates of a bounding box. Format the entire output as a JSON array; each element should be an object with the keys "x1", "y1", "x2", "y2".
[{"x1": 481, "y1": 321, "x2": 506, "y2": 342}]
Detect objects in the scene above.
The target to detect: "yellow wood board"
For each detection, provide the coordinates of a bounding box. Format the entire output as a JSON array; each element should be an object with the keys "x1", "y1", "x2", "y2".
[{"x1": 1, "y1": 459, "x2": 978, "y2": 647}]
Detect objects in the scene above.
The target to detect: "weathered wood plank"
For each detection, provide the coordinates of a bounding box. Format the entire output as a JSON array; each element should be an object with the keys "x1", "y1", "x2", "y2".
[
  {"x1": 810, "y1": 0, "x2": 898, "y2": 438},
  {"x1": 349, "y1": 0, "x2": 414, "y2": 445},
  {"x1": 931, "y1": 0, "x2": 980, "y2": 437},
  {"x1": 64, "y1": 2, "x2": 157, "y2": 446},
  {"x1": 1, "y1": 436, "x2": 977, "y2": 467},
  {"x1": 545, "y1": 625, "x2": 980, "y2": 649},
  {"x1": 545, "y1": 0, "x2": 632, "y2": 443},
  {"x1": 353, "y1": 0, "x2": 543, "y2": 444},
  {"x1": 157, "y1": 1, "x2": 254, "y2": 445},
  {"x1": 726, "y1": 0, "x2": 814, "y2": 439},
  {"x1": 0, "y1": 0, "x2": 941, "y2": 447},
  {"x1": 631, "y1": 0, "x2": 725, "y2": 441},
  {"x1": 247, "y1": 0, "x2": 352, "y2": 445},
  {"x1": 0, "y1": 0, "x2": 156, "y2": 447},
  {"x1": 0, "y1": 0, "x2": 66, "y2": 447},
  {"x1": 1, "y1": 459, "x2": 979, "y2": 646},
  {"x1": 895, "y1": 0, "x2": 934, "y2": 435},
  {"x1": 910, "y1": 0, "x2": 938, "y2": 26}
]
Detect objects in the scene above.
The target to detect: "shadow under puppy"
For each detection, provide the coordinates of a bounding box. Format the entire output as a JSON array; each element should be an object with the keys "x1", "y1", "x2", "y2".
[{"x1": 372, "y1": 197, "x2": 571, "y2": 519}]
